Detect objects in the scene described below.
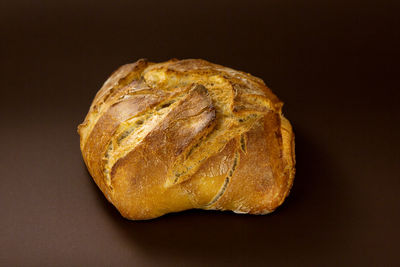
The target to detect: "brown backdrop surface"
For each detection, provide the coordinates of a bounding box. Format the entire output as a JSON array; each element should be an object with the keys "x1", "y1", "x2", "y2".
[{"x1": 1, "y1": 0, "x2": 399, "y2": 266}]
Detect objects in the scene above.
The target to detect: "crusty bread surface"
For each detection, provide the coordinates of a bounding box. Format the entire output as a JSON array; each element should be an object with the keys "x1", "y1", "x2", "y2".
[{"x1": 78, "y1": 58, "x2": 295, "y2": 220}]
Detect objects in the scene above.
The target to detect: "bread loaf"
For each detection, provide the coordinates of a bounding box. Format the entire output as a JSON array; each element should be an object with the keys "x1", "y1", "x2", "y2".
[{"x1": 78, "y1": 58, "x2": 295, "y2": 220}]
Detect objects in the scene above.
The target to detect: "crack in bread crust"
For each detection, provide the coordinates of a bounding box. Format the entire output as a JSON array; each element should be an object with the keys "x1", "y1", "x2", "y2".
[
  {"x1": 205, "y1": 150, "x2": 239, "y2": 207},
  {"x1": 240, "y1": 134, "x2": 247, "y2": 153}
]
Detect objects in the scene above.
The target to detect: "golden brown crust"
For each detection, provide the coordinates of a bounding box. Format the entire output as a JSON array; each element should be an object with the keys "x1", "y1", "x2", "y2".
[{"x1": 78, "y1": 58, "x2": 295, "y2": 220}]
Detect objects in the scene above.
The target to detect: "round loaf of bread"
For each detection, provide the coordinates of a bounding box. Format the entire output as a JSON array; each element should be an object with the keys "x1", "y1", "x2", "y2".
[{"x1": 78, "y1": 58, "x2": 295, "y2": 220}]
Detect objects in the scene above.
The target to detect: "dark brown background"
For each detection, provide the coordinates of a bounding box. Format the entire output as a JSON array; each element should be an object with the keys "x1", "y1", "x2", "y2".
[{"x1": 1, "y1": 0, "x2": 399, "y2": 266}]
